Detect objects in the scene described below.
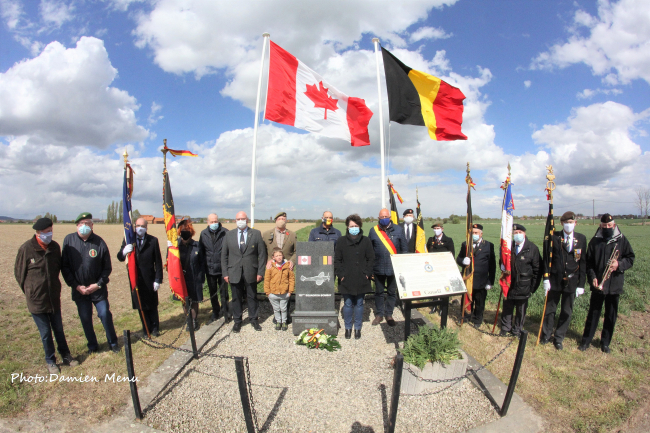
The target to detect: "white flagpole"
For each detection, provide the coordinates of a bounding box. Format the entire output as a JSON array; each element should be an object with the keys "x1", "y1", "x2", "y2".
[
  {"x1": 372, "y1": 38, "x2": 387, "y2": 209},
  {"x1": 250, "y1": 32, "x2": 270, "y2": 228}
]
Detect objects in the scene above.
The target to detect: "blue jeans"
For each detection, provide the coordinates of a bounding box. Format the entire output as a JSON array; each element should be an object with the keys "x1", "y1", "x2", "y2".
[
  {"x1": 75, "y1": 299, "x2": 118, "y2": 351},
  {"x1": 32, "y1": 310, "x2": 70, "y2": 365},
  {"x1": 342, "y1": 294, "x2": 364, "y2": 330},
  {"x1": 374, "y1": 275, "x2": 397, "y2": 317}
]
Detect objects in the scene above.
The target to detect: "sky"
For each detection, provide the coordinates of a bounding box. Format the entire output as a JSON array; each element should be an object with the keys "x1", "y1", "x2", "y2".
[{"x1": 0, "y1": 0, "x2": 649, "y2": 222}]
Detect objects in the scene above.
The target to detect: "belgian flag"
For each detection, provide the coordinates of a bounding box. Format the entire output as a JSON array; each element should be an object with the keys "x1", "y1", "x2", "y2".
[
  {"x1": 163, "y1": 169, "x2": 188, "y2": 301},
  {"x1": 387, "y1": 180, "x2": 403, "y2": 225},
  {"x1": 381, "y1": 47, "x2": 467, "y2": 141},
  {"x1": 415, "y1": 196, "x2": 427, "y2": 253}
]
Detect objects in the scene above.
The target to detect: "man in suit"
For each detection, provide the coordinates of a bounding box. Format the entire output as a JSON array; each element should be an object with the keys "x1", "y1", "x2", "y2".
[
  {"x1": 457, "y1": 223, "x2": 496, "y2": 328},
  {"x1": 198, "y1": 213, "x2": 230, "y2": 323},
  {"x1": 222, "y1": 211, "x2": 267, "y2": 332},
  {"x1": 540, "y1": 211, "x2": 587, "y2": 350},
  {"x1": 399, "y1": 209, "x2": 417, "y2": 253},
  {"x1": 117, "y1": 217, "x2": 163, "y2": 337},
  {"x1": 426, "y1": 223, "x2": 455, "y2": 257}
]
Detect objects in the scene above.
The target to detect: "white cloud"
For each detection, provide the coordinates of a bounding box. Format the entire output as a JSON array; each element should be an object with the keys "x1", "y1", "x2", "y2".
[
  {"x1": 147, "y1": 101, "x2": 163, "y2": 125},
  {"x1": 576, "y1": 87, "x2": 623, "y2": 99},
  {"x1": 107, "y1": 0, "x2": 144, "y2": 12},
  {"x1": 524, "y1": 80, "x2": 531, "y2": 88},
  {"x1": 0, "y1": 36, "x2": 149, "y2": 148},
  {"x1": 0, "y1": 0, "x2": 22, "y2": 29},
  {"x1": 531, "y1": 0, "x2": 650, "y2": 85},
  {"x1": 39, "y1": 0, "x2": 73, "y2": 28},
  {"x1": 409, "y1": 26, "x2": 452, "y2": 42}
]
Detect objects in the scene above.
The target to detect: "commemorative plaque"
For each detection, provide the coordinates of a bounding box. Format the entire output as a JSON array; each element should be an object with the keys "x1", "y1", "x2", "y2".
[
  {"x1": 292, "y1": 242, "x2": 338, "y2": 336},
  {"x1": 390, "y1": 252, "x2": 466, "y2": 300}
]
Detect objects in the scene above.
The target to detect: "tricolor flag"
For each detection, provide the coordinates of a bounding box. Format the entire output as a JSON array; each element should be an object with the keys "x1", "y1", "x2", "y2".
[
  {"x1": 164, "y1": 143, "x2": 198, "y2": 158},
  {"x1": 415, "y1": 196, "x2": 427, "y2": 253},
  {"x1": 499, "y1": 176, "x2": 515, "y2": 297},
  {"x1": 463, "y1": 171, "x2": 475, "y2": 313},
  {"x1": 265, "y1": 41, "x2": 374, "y2": 147},
  {"x1": 381, "y1": 47, "x2": 467, "y2": 141},
  {"x1": 163, "y1": 169, "x2": 188, "y2": 301},
  {"x1": 298, "y1": 256, "x2": 311, "y2": 265},
  {"x1": 543, "y1": 201, "x2": 555, "y2": 279},
  {"x1": 122, "y1": 163, "x2": 137, "y2": 291},
  {"x1": 387, "y1": 180, "x2": 401, "y2": 225},
  {"x1": 322, "y1": 256, "x2": 332, "y2": 265}
]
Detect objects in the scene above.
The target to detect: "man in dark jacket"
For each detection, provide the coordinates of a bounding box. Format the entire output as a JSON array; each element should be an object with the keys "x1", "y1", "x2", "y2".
[
  {"x1": 368, "y1": 208, "x2": 408, "y2": 327},
  {"x1": 198, "y1": 213, "x2": 230, "y2": 323},
  {"x1": 61, "y1": 212, "x2": 118, "y2": 354},
  {"x1": 426, "y1": 223, "x2": 455, "y2": 257},
  {"x1": 398, "y1": 208, "x2": 417, "y2": 253},
  {"x1": 457, "y1": 223, "x2": 496, "y2": 328},
  {"x1": 499, "y1": 224, "x2": 542, "y2": 337},
  {"x1": 308, "y1": 211, "x2": 342, "y2": 244},
  {"x1": 540, "y1": 211, "x2": 587, "y2": 350},
  {"x1": 117, "y1": 217, "x2": 163, "y2": 336},
  {"x1": 15, "y1": 218, "x2": 79, "y2": 374},
  {"x1": 579, "y1": 214, "x2": 635, "y2": 353}
]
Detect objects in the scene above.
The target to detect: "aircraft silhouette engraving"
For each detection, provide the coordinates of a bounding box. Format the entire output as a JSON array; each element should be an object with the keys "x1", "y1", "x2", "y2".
[{"x1": 300, "y1": 272, "x2": 331, "y2": 286}]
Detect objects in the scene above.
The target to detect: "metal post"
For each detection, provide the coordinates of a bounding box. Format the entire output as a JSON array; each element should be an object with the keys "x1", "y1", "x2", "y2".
[
  {"x1": 387, "y1": 353, "x2": 404, "y2": 433},
  {"x1": 403, "y1": 300, "x2": 412, "y2": 341},
  {"x1": 500, "y1": 330, "x2": 528, "y2": 416},
  {"x1": 123, "y1": 330, "x2": 142, "y2": 420},
  {"x1": 235, "y1": 357, "x2": 256, "y2": 433},
  {"x1": 440, "y1": 297, "x2": 449, "y2": 329},
  {"x1": 186, "y1": 297, "x2": 198, "y2": 359},
  {"x1": 372, "y1": 37, "x2": 387, "y2": 209}
]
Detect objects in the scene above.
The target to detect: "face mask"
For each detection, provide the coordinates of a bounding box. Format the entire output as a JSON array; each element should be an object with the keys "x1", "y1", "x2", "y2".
[
  {"x1": 513, "y1": 233, "x2": 525, "y2": 244},
  {"x1": 180, "y1": 231, "x2": 192, "y2": 240},
  {"x1": 433, "y1": 228, "x2": 442, "y2": 237},
  {"x1": 601, "y1": 227, "x2": 614, "y2": 238},
  {"x1": 38, "y1": 232, "x2": 53, "y2": 244},
  {"x1": 563, "y1": 223, "x2": 575, "y2": 234},
  {"x1": 348, "y1": 227, "x2": 360, "y2": 236},
  {"x1": 209, "y1": 223, "x2": 220, "y2": 231},
  {"x1": 472, "y1": 234, "x2": 480, "y2": 243},
  {"x1": 236, "y1": 220, "x2": 247, "y2": 230},
  {"x1": 379, "y1": 218, "x2": 391, "y2": 226},
  {"x1": 136, "y1": 227, "x2": 147, "y2": 237},
  {"x1": 403, "y1": 216, "x2": 414, "y2": 224},
  {"x1": 78, "y1": 225, "x2": 92, "y2": 236},
  {"x1": 322, "y1": 217, "x2": 332, "y2": 226}
]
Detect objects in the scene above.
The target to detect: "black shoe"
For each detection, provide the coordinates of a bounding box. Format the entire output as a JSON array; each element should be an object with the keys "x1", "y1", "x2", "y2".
[
  {"x1": 281, "y1": 323, "x2": 288, "y2": 331},
  {"x1": 499, "y1": 330, "x2": 509, "y2": 337},
  {"x1": 472, "y1": 323, "x2": 481, "y2": 329},
  {"x1": 232, "y1": 323, "x2": 242, "y2": 333},
  {"x1": 430, "y1": 306, "x2": 438, "y2": 314},
  {"x1": 554, "y1": 341, "x2": 563, "y2": 351},
  {"x1": 208, "y1": 313, "x2": 218, "y2": 324},
  {"x1": 87, "y1": 348, "x2": 98, "y2": 355},
  {"x1": 224, "y1": 314, "x2": 233, "y2": 323},
  {"x1": 152, "y1": 328, "x2": 160, "y2": 337},
  {"x1": 194, "y1": 320, "x2": 200, "y2": 331},
  {"x1": 272, "y1": 317, "x2": 277, "y2": 324},
  {"x1": 110, "y1": 345, "x2": 120, "y2": 354},
  {"x1": 345, "y1": 329, "x2": 352, "y2": 339},
  {"x1": 540, "y1": 337, "x2": 550, "y2": 345},
  {"x1": 601, "y1": 345, "x2": 610, "y2": 354},
  {"x1": 578, "y1": 344, "x2": 588, "y2": 351},
  {"x1": 252, "y1": 322, "x2": 262, "y2": 331},
  {"x1": 354, "y1": 330, "x2": 361, "y2": 340},
  {"x1": 386, "y1": 317, "x2": 396, "y2": 327}
]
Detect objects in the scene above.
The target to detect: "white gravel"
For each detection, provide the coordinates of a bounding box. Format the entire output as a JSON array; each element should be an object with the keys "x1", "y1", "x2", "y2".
[{"x1": 145, "y1": 299, "x2": 500, "y2": 433}]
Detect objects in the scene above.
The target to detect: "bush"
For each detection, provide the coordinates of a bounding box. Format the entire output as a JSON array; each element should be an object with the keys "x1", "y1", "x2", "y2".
[
  {"x1": 452, "y1": 217, "x2": 460, "y2": 224},
  {"x1": 399, "y1": 325, "x2": 462, "y2": 369}
]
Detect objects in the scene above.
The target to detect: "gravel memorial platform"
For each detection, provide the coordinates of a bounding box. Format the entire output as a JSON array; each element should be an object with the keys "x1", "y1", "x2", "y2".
[{"x1": 145, "y1": 299, "x2": 500, "y2": 433}]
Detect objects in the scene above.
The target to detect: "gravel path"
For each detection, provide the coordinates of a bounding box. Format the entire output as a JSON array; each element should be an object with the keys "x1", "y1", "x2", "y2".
[{"x1": 145, "y1": 299, "x2": 500, "y2": 433}]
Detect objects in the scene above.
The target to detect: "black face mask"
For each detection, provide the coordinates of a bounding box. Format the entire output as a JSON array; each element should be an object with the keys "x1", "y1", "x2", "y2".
[
  {"x1": 601, "y1": 227, "x2": 614, "y2": 238},
  {"x1": 180, "y1": 231, "x2": 192, "y2": 240}
]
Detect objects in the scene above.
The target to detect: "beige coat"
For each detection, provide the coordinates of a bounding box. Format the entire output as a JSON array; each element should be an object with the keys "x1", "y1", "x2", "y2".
[
  {"x1": 263, "y1": 262, "x2": 295, "y2": 295},
  {"x1": 262, "y1": 228, "x2": 297, "y2": 264}
]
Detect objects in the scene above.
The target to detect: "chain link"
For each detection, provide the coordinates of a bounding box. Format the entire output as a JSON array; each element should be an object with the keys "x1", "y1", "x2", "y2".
[{"x1": 244, "y1": 357, "x2": 260, "y2": 432}]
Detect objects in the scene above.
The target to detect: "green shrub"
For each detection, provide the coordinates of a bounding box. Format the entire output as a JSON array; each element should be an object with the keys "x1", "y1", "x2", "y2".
[{"x1": 399, "y1": 325, "x2": 462, "y2": 369}]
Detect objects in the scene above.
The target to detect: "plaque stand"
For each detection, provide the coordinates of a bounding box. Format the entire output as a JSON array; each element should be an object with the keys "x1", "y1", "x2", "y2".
[{"x1": 402, "y1": 296, "x2": 450, "y2": 341}]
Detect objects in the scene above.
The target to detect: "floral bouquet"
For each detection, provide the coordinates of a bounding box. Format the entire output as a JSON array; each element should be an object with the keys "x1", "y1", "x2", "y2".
[{"x1": 295, "y1": 328, "x2": 341, "y2": 352}]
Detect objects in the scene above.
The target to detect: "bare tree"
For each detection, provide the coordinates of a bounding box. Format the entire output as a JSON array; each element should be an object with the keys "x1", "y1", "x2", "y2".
[{"x1": 634, "y1": 187, "x2": 650, "y2": 225}]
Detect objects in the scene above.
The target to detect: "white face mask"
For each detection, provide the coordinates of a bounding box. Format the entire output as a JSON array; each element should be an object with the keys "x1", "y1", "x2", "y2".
[
  {"x1": 136, "y1": 227, "x2": 147, "y2": 237},
  {"x1": 403, "y1": 216, "x2": 414, "y2": 224},
  {"x1": 433, "y1": 228, "x2": 442, "y2": 237},
  {"x1": 236, "y1": 220, "x2": 247, "y2": 229},
  {"x1": 38, "y1": 232, "x2": 53, "y2": 244},
  {"x1": 563, "y1": 223, "x2": 575, "y2": 234}
]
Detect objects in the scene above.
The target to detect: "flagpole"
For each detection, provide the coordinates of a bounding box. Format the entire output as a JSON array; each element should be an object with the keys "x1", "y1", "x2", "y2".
[
  {"x1": 372, "y1": 37, "x2": 387, "y2": 209},
  {"x1": 250, "y1": 32, "x2": 270, "y2": 228}
]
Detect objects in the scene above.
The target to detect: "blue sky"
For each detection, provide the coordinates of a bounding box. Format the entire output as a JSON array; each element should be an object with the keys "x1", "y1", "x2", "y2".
[{"x1": 0, "y1": 0, "x2": 649, "y2": 222}]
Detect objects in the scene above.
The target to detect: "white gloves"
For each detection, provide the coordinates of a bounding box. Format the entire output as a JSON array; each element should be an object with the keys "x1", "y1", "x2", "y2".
[
  {"x1": 167, "y1": 240, "x2": 173, "y2": 248},
  {"x1": 462, "y1": 257, "x2": 471, "y2": 266},
  {"x1": 485, "y1": 285, "x2": 492, "y2": 290},
  {"x1": 543, "y1": 280, "x2": 551, "y2": 295},
  {"x1": 576, "y1": 287, "x2": 584, "y2": 297},
  {"x1": 500, "y1": 264, "x2": 506, "y2": 272},
  {"x1": 123, "y1": 244, "x2": 133, "y2": 255},
  {"x1": 154, "y1": 282, "x2": 160, "y2": 292}
]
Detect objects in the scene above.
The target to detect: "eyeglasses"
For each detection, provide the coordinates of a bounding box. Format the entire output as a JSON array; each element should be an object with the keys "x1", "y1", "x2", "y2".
[{"x1": 78, "y1": 221, "x2": 93, "y2": 227}]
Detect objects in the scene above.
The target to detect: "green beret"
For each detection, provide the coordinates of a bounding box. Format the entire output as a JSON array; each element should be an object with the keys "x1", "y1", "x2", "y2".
[
  {"x1": 560, "y1": 211, "x2": 576, "y2": 222},
  {"x1": 75, "y1": 212, "x2": 93, "y2": 224},
  {"x1": 274, "y1": 212, "x2": 287, "y2": 221}
]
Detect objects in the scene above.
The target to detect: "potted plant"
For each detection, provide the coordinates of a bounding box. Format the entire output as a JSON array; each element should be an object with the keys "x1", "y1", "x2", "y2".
[{"x1": 398, "y1": 325, "x2": 468, "y2": 394}]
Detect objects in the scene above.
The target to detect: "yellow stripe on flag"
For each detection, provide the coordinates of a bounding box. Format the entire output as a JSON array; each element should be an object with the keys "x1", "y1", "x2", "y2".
[
  {"x1": 407, "y1": 70, "x2": 442, "y2": 140},
  {"x1": 323, "y1": 256, "x2": 327, "y2": 265}
]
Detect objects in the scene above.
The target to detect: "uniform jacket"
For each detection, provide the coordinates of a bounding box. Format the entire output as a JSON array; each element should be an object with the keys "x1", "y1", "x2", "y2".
[
  {"x1": 263, "y1": 261, "x2": 295, "y2": 295},
  {"x1": 117, "y1": 234, "x2": 163, "y2": 310},
  {"x1": 334, "y1": 230, "x2": 375, "y2": 296},
  {"x1": 308, "y1": 225, "x2": 342, "y2": 245},
  {"x1": 262, "y1": 228, "x2": 297, "y2": 264},
  {"x1": 457, "y1": 239, "x2": 496, "y2": 291},
  {"x1": 368, "y1": 223, "x2": 407, "y2": 276},
  {"x1": 426, "y1": 233, "x2": 456, "y2": 258},
  {"x1": 14, "y1": 237, "x2": 62, "y2": 314},
  {"x1": 586, "y1": 226, "x2": 634, "y2": 295},
  {"x1": 547, "y1": 231, "x2": 587, "y2": 293},
  {"x1": 398, "y1": 222, "x2": 417, "y2": 253},
  {"x1": 198, "y1": 225, "x2": 229, "y2": 275},
  {"x1": 61, "y1": 232, "x2": 112, "y2": 303},
  {"x1": 179, "y1": 238, "x2": 205, "y2": 301},
  {"x1": 221, "y1": 227, "x2": 267, "y2": 284},
  {"x1": 501, "y1": 239, "x2": 542, "y2": 300}
]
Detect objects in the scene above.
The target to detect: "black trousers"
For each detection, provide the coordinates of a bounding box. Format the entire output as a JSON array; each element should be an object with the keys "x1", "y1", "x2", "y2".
[
  {"x1": 581, "y1": 291, "x2": 619, "y2": 348},
  {"x1": 542, "y1": 290, "x2": 575, "y2": 343},
  {"x1": 206, "y1": 274, "x2": 231, "y2": 319},
  {"x1": 501, "y1": 298, "x2": 528, "y2": 335},
  {"x1": 231, "y1": 276, "x2": 259, "y2": 325},
  {"x1": 471, "y1": 289, "x2": 487, "y2": 325},
  {"x1": 138, "y1": 308, "x2": 159, "y2": 334}
]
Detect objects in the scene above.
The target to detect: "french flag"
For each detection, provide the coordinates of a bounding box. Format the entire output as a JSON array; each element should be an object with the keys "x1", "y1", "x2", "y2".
[{"x1": 499, "y1": 180, "x2": 514, "y2": 297}]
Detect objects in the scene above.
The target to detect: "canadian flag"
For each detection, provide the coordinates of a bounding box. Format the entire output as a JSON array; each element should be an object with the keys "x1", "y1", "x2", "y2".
[{"x1": 265, "y1": 41, "x2": 373, "y2": 147}]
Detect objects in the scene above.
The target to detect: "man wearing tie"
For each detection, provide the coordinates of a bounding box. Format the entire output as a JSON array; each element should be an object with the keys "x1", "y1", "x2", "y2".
[
  {"x1": 399, "y1": 209, "x2": 417, "y2": 253},
  {"x1": 222, "y1": 211, "x2": 267, "y2": 332},
  {"x1": 540, "y1": 211, "x2": 587, "y2": 350},
  {"x1": 117, "y1": 217, "x2": 163, "y2": 336}
]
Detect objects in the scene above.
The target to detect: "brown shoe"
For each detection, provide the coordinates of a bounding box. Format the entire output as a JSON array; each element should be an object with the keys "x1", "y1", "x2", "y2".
[
  {"x1": 386, "y1": 316, "x2": 396, "y2": 327},
  {"x1": 372, "y1": 316, "x2": 383, "y2": 326}
]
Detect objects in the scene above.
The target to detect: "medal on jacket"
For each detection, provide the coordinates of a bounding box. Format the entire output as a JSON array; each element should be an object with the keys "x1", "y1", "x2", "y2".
[{"x1": 574, "y1": 248, "x2": 581, "y2": 261}]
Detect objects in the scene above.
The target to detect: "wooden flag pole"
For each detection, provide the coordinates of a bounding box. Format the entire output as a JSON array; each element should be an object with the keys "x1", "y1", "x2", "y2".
[
  {"x1": 372, "y1": 37, "x2": 387, "y2": 209},
  {"x1": 537, "y1": 166, "x2": 556, "y2": 345}
]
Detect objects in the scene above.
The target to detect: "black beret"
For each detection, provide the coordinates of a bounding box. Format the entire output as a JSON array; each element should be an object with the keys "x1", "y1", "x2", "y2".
[
  {"x1": 601, "y1": 213, "x2": 613, "y2": 223},
  {"x1": 513, "y1": 223, "x2": 526, "y2": 232},
  {"x1": 560, "y1": 211, "x2": 575, "y2": 222},
  {"x1": 403, "y1": 209, "x2": 414, "y2": 216},
  {"x1": 431, "y1": 223, "x2": 442, "y2": 228},
  {"x1": 274, "y1": 211, "x2": 287, "y2": 220},
  {"x1": 472, "y1": 223, "x2": 483, "y2": 230},
  {"x1": 32, "y1": 217, "x2": 53, "y2": 231},
  {"x1": 75, "y1": 212, "x2": 92, "y2": 224}
]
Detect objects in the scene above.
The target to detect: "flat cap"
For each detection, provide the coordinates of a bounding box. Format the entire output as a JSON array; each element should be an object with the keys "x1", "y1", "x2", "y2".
[
  {"x1": 513, "y1": 223, "x2": 526, "y2": 232},
  {"x1": 601, "y1": 213, "x2": 614, "y2": 223},
  {"x1": 274, "y1": 211, "x2": 287, "y2": 221},
  {"x1": 32, "y1": 217, "x2": 53, "y2": 231},
  {"x1": 473, "y1": 223, "x2": 483, "y2": 230},
  {"x1": 431, "y1": 222, "x2": 442, "y2": 228},
  {"x1": 403, "y1": 209, "x2": 414, "y2": 216},
  {"x1": 75, "y1": 212, "x2": 92, "y2": 224},
  {"x1": 560, "y1": 211, "x2": 576, "y2": 222}
]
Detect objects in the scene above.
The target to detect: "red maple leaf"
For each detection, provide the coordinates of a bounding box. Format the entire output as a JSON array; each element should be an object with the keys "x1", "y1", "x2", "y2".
[{"x1": 304, "y1": 81, "x2": 338, "y2": 120}]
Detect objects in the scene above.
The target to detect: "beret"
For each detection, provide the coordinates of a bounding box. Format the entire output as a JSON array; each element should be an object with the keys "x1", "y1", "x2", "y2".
[
  {"x1": 274, "y1": 212, "x2": 287, "y2": 221},
  {"x1": 402, "y1": 209, "x2": 414, "y2": 216},
  {"x1": 513, "y1": 223, "x2": 526, "y2": 232},
  {"x1": 472, "y1": 223, "x2": 483, "y2": 230},
  {"x1": 560, "y1": 211, "x2": 576, "y2": 222},
  {"x1": 601, "y1": 213, "x2": 613, "y2": 223},
  {"x1": 431, "y1": 223, "x2": 442, "y2": 228},
  {"x1": 75, "y1": 212, "x2": 92, "y2": 224},
  {"x1": 32, "y1": 217, "x2": 53, "y2": 231}
]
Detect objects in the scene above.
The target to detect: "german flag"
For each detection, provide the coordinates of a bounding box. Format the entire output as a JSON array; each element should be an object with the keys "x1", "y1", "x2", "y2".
[
  {"x1": 387, "y1": 180, "x2": 401, "y2": 225},
  {"x1": 163, "y1": 169, "x2": 188, "y2": 300},
  {"x1": 381, "y1": 47, "x2": 467, "y2": 141},
  {"x1": 415, "y1": 195, "x2": 427, "y2": 253},
  {"x1": 164, "y1": 144, "x2": 198, "y2": 157}
]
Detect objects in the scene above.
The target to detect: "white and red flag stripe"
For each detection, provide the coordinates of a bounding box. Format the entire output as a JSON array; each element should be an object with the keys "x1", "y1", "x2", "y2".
[
  {"x1": 298, "y1": 256, "x2": 311, "y2": 265},
  {"x1": 265, "y1": 41, "x2": 373, "y2": 147},
  {"x1": 499, "y1": 179, "x2": 514, "y2": 297}
]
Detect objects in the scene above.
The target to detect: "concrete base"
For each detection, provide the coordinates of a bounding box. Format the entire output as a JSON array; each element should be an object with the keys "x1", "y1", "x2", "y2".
[
  {"x1": 291, "y1": 311, "x2": 339, "y2": 336},
  {"x1": 401, "y1": 349, "x2": 468, "y2": 395}
]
